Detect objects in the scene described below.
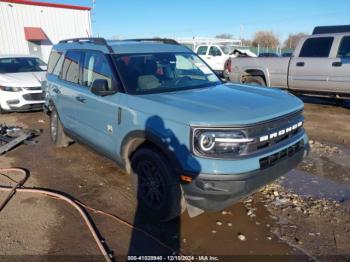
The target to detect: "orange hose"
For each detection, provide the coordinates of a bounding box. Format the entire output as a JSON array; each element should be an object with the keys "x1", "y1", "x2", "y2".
[
  {"x1": 0, "y1": 168, "x2": 112, "y2": 262},
  {"x1": 0, "y1": 168, "x2": 182, "y2": 260}
]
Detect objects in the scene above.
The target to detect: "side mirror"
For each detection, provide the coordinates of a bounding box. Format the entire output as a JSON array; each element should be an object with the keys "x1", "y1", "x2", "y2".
[
  {"x1": 90, "y1": 79, "x2": 116, "y2": 96},
  {"x1": 40, "y1": 65, "x2": 48, "y2": 71}
]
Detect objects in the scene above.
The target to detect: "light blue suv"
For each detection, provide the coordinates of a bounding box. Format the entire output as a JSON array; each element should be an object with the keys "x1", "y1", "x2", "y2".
[{"x1": 44, "y1": 38, "x2": 309, "y2": 220}]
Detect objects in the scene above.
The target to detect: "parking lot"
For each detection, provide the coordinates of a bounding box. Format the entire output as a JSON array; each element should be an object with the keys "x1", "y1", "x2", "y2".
[{"x1": 0, "y1": 97, "x2": 349, "y2": 260}]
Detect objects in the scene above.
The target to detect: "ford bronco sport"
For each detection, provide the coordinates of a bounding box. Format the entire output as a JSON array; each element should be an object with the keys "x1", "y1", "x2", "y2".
[{"x1": 43, "y1": 38, "x2": 309, "y2": 220}]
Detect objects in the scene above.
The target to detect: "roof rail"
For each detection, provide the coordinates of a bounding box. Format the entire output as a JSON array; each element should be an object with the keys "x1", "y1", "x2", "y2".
[
  {"x1": 313, "y1": 25, "x2": 350, "y2": 35},
  {"x1": 123, "y1": 38, "x2": 180, "y2": 45},
  {"x1": 59, "y1": 37, "x2": 108, "y2": 45},
  {"x1": 58, "y1": 37, "x2": 114, "y2": 52}
]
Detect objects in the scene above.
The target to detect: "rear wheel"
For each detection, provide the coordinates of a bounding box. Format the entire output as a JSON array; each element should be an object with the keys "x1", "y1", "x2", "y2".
[
  {"x1": 131, "y1": 147, "x2": 184, "y2": 221},
  {"x1": 50, "y1": 107, "x2": 71, "y2": 147},
  {"x1": 243, "y1": 76, "x2": 266, "y2": 86}
]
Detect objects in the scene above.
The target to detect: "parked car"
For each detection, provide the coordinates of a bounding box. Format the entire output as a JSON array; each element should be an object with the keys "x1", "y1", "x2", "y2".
[
  {"x1": 225, "y1": 27, "x2": 350, "y2": 99},
  {"x1": 44, "y1": 38, "x2": 309, "y2": 220},
  {"x1": 0, "y1": 55, "x2": 46, "y2": 113}
]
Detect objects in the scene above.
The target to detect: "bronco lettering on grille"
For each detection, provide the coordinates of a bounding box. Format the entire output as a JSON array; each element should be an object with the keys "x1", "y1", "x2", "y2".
[{"x1": 259, "y1": 121, "x2": 303, "y2": 142}]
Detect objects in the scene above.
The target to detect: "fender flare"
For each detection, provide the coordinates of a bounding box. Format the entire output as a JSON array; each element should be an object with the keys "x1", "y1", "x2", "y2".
[{"x1": 120, "y1": 130, "x2": 183, "y2": 174}]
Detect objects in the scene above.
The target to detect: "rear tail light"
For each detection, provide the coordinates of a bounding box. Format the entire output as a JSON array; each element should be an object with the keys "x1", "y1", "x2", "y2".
[{"x1": 225, "y1": 59, "x2": 232, "y2": 73}]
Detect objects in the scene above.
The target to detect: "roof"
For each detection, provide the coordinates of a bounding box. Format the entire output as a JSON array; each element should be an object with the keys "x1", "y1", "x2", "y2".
[
  {"x1": 24, "y1": 27, "x2": 48, "y2": 41},
  {"x1": 301, "y1": 32, "x2": 350, "y2": 39},
  {"x1": 108, "y1": 41, "x2": 191, "y2": 54},
  {"x1": 54, "y1": 40, "x2": 192, "y2": 54},
  {"x1": 313, "y1": 25, "x2": 350, "y2": 35},
  {"x1": 0, "y1": 0, "x2": 91, "y2": 11}
]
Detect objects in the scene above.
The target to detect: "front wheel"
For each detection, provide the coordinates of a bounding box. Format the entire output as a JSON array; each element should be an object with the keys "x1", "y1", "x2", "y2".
[
  {"x1": 0, "y1": 105, "x2": 8, "y2": 114},
  {"x1": 131, "y1": 147, "x2": 184, "y2": 221},
  {"x1": 50, "y1": 107, "x2": 71, "y2": 147}
]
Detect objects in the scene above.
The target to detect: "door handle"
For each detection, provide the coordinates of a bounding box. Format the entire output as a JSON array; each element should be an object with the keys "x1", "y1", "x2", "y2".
[
  {"x1": 332, "y1": 61, "x2": 342, "y2": 67},
  {"x1": 296, "y1": 62, "x2": 305, "y2": 67},
  {"x1": 75, "y1": 96, "x2": 86, "y2": 103}
]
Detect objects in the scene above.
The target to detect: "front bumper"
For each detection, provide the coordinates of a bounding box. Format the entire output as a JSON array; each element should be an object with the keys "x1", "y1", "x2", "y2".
[
  {"x1": 6, "y1": 103, "x2": 43, "y2": 112},
  {"x1": 0, "y1": 90, "x2": 44, "y2": 112},
  {"x1": 182, "y1": 142, "x2": 309, "y2": 211}
]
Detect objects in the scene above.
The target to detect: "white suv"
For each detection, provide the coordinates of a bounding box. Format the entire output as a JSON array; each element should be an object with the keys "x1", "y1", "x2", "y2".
[{"x1": 0, "y1": 55, "x2": 46, "y2": 113}]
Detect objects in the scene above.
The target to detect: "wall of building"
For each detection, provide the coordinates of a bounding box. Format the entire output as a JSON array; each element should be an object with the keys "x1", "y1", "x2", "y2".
[{"x1": 0, "y1": 1, "x2": 91, "y2": 62}]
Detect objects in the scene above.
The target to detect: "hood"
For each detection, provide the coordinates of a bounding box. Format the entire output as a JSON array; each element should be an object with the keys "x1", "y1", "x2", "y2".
[
  {"x1": 128, "y1": 83, "x2": 304, "y2": 126},
  {"x1": 0, "y1": 72, "x2": 46, "y2": 87}
]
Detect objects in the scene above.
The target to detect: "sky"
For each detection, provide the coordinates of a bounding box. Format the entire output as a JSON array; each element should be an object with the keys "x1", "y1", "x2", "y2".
[{"x1": 42, "y1": 0, "x2": 350, "y2": 42}]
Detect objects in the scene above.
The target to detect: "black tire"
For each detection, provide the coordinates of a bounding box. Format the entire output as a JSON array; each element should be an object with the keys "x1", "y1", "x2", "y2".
[
  {"x1": 50, "y1": 107, "x2": 71, "y2": 147},
  {"x1": 131, "y1": 147, "x2": 184, "y2": 221},
  {"x1": 243, "y1": 76, "x2": 266, "y2": 86},
  {"x1": 0, "y1": 105, "x2": 8, "y2": 114}
]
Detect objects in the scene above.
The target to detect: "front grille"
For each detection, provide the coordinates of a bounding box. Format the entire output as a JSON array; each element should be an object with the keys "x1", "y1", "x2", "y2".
[
  {"x1": 23, "y1": 86, "x2": 42, "y2": 91},
  {"x1": 241, "y1": 110, "x2": 304, "y2": 155},
  {"x1": 259, "y1": 139, "x2": 304, "y2": 169},
  {"x1": 22, "y1": 93, "x2": 44, "y2": 101},
  {"x1": 191, "y1": 110, "x2": 305, "y2": 159}
]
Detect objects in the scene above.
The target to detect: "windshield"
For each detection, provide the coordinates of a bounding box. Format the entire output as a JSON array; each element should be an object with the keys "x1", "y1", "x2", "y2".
[
  {"x1": 0, "y1": 57, "x2": 46, "y2": 74},
  {"x1": 220, "y1": 46, "x2": 233, "y2": 55},
  {"x1": 219, "y1": 45, "x2": 241, "y2": 55},
  {"x1": 114, "y1": 52, "x2": 220, "y2": 94}
]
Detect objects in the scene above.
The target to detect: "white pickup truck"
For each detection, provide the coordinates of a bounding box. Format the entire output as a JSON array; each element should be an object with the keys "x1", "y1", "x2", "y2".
[
  {"x1": 177, "y1": 38, "x2": 256, "y2": 76},
  {"x1": 226, "y1": 28, "x2": 350, "y2": 99}
]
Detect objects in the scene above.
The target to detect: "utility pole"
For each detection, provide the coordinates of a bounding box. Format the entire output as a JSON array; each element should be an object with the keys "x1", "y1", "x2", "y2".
[
  {"x1": 239, "y1": 24, "x2": 244, "y2": 40},
  {"x1": 91, "y1": 0, "x2": 96, "y2": 23},
  {"x1": 91, "y1": 0, "x2": 96, "y2": 37}
]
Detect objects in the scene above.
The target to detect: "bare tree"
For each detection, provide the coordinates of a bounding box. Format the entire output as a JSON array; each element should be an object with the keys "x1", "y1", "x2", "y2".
[
  {"x1": 216, "y1": 33, "x2": 233, "y2": 39},
  {"x1": 252, "y1": 31, "x2": 280, "y2": 48},
  {"x1": 284, "y1": 33, "x2": 307, "y2": 49}
]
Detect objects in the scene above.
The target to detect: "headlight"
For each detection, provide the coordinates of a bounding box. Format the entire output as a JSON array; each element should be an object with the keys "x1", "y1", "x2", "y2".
[
  {"x1": 193, "y1": 128, "x2": 254, "y2": 158},
  {"x1": 0, "y1": 86, "x2": 23, "y2": 92}
]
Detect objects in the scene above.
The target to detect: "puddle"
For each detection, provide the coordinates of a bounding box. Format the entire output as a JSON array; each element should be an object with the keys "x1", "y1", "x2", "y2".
[
  {"x1": 326, "y1": 143, "x2": 350, "y2": 169},
  {"x1": 280, "y1": 170, "x2": 350, "y2": 202}
]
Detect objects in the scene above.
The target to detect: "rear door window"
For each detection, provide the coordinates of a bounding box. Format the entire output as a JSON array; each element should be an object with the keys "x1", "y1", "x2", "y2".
[
  {"x1": 299, "y1": 37, "x2": 334, "y2": 58},
  {"x1": 337, "y1": 36, "x2": 350, "y2": 58},
  {"x1": 82, "y1": 51, "x2": 114, "y2": 90},
  {"x1": 60, "y1": 50, "x2": 82, "y2": 84},
  {"x1": 197, "y1": 46, "x2": 208, "y2": 55}
]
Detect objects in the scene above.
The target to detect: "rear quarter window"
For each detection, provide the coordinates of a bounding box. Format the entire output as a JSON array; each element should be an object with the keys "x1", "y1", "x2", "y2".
[
  {"x1": 299, "y1": 37, "x2": 334, "y2": 58},
  {"x1": 47, "y1": 51, "x2": 63, "y2": 76}
]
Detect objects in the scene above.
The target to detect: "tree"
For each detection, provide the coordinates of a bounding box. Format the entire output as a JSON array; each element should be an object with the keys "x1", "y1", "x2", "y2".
[
  {"x1": 252, "y1": 31, "x2": 280, "y2": 48},
  {"x1": 215, "y1": 33, "x2": 233, "y2": 39},
  {"x1": 284, "y1": 33, "x2": 307, "y2": 49}
]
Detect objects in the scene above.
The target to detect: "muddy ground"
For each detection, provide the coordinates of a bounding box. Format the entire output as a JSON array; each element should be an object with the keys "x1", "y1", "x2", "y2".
[{"x1": 0, "y1": 96, "x2": 349, "y2": 261}]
